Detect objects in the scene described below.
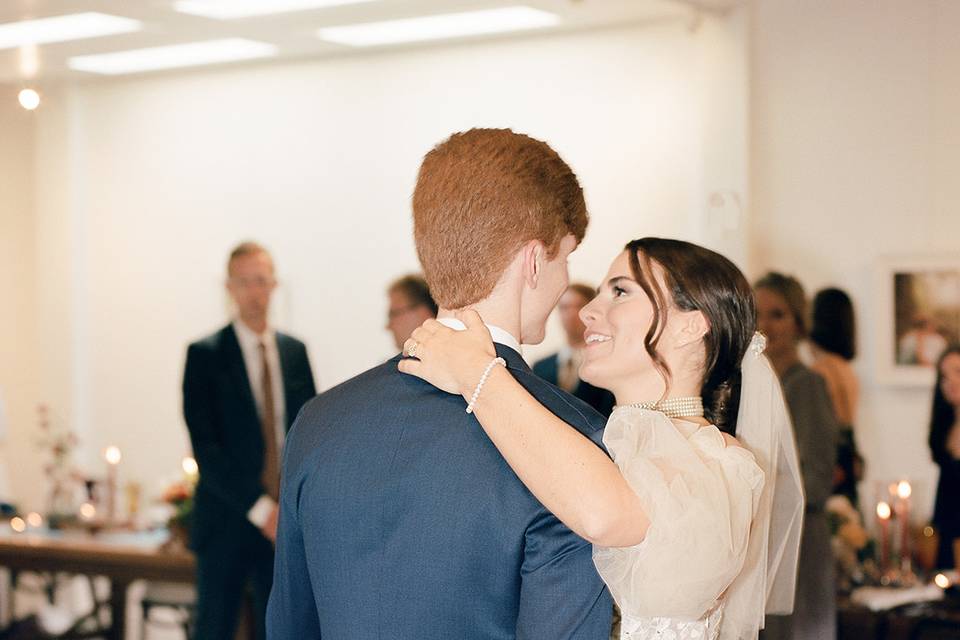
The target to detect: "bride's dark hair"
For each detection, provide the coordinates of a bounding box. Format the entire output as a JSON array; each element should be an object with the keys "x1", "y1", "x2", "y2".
[{"x1": 626, "y1": 238, "x2": 756, "y2": 434}]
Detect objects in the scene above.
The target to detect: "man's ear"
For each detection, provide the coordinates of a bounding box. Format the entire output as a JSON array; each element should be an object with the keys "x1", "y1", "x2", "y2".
[
  {"x1": 674, "y1": 309, "x2": 709, "y2": 348},
  {"x1": 521, "y1": 240, "x2": 544, "y2": 290}
]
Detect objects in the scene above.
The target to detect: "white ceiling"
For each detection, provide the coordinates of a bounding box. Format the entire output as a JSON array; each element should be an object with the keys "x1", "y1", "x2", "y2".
[{"x1": 0, "y1": 0, "x2": 739, "y2": 84}]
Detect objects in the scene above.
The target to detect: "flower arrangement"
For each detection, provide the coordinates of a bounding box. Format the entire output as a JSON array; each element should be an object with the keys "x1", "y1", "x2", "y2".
[
  {"x1": 159, "y1": 457, "x2": 198, "y2": 547},
  {"x1": 827, "y1": 494, "x2": 877, "y2": 592},
  {"x1": 35, "y1": 404, "x2": 78, "y2": 476},
  {"x1": 35, "y1": 404, "x2": 81, "y2": 523},
  {"x1": 161, "y1": 480, "x2": 194, "y2": 529}
]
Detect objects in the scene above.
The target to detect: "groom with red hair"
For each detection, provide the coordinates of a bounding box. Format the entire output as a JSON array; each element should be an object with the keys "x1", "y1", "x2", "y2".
[{"x1": 268, "y1": 129, "x2": 611, "y2": 639}]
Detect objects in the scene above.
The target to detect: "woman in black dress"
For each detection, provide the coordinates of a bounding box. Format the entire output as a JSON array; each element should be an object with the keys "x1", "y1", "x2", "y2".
[{"x1": 930, "y1": 345, "x2": 960, "y2": 569}]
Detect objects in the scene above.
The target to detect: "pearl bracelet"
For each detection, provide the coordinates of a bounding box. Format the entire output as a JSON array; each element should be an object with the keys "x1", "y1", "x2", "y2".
[{"x1": 465, "y1": 357, "x2": 506, "y2": 414}]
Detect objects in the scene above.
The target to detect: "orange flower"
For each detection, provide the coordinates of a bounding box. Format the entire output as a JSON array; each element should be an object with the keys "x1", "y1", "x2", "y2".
[
  {"x1": 838, "y1": 522, "x2": 868, "y2": 550},
  {"x1": 162, "y1": 482, "x2": 191, "y2": 504}
]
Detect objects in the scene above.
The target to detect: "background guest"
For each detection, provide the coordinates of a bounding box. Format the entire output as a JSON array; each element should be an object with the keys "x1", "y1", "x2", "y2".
[
  {"x1": 755, "y1": 272, "x2": 838, "y2": 640},
  {"x1": 930, "y1": 345, "x2": 960, "y2": 569},
  {"x1": 809, "y1": 287, "x2": 864, "y2": 507},
  {"x1": 183, "y1": 241, "x2": 316, "y2": 640},
  {"x1": 385, "y1": 274, "x2": 437, "y2": 351},
  {"x1": 533, "y1": 283, "x2": 615, "y2": 416}
]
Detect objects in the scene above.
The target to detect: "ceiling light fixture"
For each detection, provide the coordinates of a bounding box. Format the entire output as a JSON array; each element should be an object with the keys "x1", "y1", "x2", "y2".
[
  {"x1": 68, "y1": 38, "x2": 278, "y2": 75},
  {"x1": 0, "y1": 12, "x2": 141, "y2": 50},
  {"x1": 174, "y1": 0, "x2": 376, "y2": 20},
  {"x1": 317, "y1": 6, "x2": 560, "y2": 48}
]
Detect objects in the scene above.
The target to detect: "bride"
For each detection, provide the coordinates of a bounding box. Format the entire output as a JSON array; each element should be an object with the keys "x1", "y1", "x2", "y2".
[{"x1": 399, "y1": 238, "x2": 803, "y2": 640}]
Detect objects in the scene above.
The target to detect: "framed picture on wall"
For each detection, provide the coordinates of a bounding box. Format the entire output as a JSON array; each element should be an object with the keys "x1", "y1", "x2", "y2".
[{"x1": 876, "y1": 254, "x2": 960, "y2": 385}]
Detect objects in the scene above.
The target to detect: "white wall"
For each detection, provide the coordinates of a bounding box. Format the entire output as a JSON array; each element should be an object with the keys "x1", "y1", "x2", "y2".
[
  {"x1": 8, "y1": 15, "x2": 748, "y2": 508},
  {"x1": 0, "y1": 86, "x2": 39, "y2": 507},
  {"x1": 750, "y1": 0, "x2": 960, "y2": 521}
]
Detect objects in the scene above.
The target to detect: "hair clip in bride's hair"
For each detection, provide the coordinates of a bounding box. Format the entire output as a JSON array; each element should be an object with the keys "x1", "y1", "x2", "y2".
[{"x1": 750, "y1": 332, "x2": 767, "y2": 357}]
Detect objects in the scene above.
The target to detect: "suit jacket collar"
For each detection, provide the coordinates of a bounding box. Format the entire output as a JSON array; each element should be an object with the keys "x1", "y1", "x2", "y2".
[
  {"x1": 223, "y1": 323, "x2": 303, "y2": 430},
  {"x1": 219, "y1": 324, "x2": 260, "y2": 419},
  {"x1": 495, "y1": 342, "x2": 529, "y2": 374},
  {"x1": 275, "y1": 335, "x2": 301, "y2": 429},
  {"x1": 390, "y1": 339, "x2": 529, "y2": 374}
]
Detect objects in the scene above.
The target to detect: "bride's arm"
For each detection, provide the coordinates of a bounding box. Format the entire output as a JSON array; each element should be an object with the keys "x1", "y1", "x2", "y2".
[
  {"x1": 398, "y1": 312, "x2": 649, "y2": 547},
  {"x1": 466, "y1": 364, "x2": 649, "y2": 547}
]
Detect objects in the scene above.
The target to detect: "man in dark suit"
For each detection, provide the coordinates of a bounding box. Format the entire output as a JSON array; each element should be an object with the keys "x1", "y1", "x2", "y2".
[
  {"x1": 533, "y1": 283, "x2": 616, "y2": 417},
  {"x1": 183, "y1": 241, "x2": 315, "y2": 640},
  {"x1": 268, "y1": 129, "x2": 611, "y2": 639}
]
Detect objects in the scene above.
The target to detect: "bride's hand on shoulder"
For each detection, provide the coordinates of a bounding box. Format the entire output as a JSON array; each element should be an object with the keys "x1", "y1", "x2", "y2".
[{"x1": 397, "y1": 310, "x2": 497, "y2": 397}]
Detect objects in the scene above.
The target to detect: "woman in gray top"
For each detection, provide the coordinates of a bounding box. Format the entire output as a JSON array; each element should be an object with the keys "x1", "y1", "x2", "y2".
[{"x1": 755, "y1": 272, "x2": 838, "y2": 640}]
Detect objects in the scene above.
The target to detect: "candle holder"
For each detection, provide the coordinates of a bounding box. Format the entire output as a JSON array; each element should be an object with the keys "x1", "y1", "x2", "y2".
[
  {"x1": 874, "y1": 479, "x2": 918, "y2": 587},
  {"x1": 894, "y1": 480, "x2": 918, "y2": 586},
  {"x1": 103, "y1": 446, "x2": 122, "y2": 525},
  {"x1": 876, "y1": 501, "x2": 892, "y2": 577}
]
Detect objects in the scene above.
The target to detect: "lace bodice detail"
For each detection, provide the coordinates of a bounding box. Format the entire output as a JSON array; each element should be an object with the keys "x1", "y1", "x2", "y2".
[{"x1": 621, "y1": 604, "x2": 723, "y2": 640}]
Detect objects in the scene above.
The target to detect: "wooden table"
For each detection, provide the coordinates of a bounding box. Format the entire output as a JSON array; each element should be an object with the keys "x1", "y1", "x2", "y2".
[
  {"x1": 839, "y1": 594, "x2": 960, "y2": 639},
  {"x1": 0, "y1": 529, "x2": 194, "y2": 640}
]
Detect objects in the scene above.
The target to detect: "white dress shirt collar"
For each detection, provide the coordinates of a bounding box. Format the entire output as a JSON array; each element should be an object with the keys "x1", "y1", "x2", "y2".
[
  {"x1": 436, "y1": 317, "x2": 522, "y2": 355},
  {"x1": 233, "y1": 318, "x2": 275, "y2": 350}
]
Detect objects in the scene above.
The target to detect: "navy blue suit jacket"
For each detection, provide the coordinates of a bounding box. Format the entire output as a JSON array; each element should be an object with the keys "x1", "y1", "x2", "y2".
[
  {"x1": 532, "y1": 353, "x2": 616, "y2": 418},
  {"x1": 267, "y1": 343, "x2": 612, "y2": 639},
  {"x1": 182, "y1": 324, "x2": 316, "y2": 551}
]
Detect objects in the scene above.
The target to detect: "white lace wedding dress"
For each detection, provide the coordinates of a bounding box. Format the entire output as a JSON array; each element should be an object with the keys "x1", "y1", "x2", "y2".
[{"x1": 593, "y1": 407, "x2": 765, "y2": 640}]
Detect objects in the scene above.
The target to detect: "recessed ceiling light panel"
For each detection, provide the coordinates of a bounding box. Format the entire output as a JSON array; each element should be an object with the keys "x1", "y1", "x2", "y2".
[
  {"x1": 0, "y1": 12, "x2": 142, "y2": 50},
  {"x1": 317, "y1": 6, "x2": 560, "y2": 47},
  {"x1": 174, "y1": 0, "x2": 376, "y2": 20},
  {"x1": 67, "y1": 38, "x2": 278, "y2": 75}
]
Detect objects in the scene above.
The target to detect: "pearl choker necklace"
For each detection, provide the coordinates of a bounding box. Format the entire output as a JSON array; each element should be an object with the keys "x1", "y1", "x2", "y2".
[{"x1": 620, "y1": 396, "x2": 704, "y2": 419}]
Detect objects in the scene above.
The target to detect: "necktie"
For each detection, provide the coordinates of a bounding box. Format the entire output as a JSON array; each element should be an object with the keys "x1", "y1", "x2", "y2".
[
  {"x1": 259, "y1": 341, "x2": 280, "y2": 500},
  {"x1": 558, "y1": 353, "x2": 578, "y2": 392}
]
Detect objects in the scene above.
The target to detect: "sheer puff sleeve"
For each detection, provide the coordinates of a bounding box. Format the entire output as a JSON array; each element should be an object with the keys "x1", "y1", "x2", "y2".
[{"x1": 592, "y1": 407, "x2": 764, "y2": 621}]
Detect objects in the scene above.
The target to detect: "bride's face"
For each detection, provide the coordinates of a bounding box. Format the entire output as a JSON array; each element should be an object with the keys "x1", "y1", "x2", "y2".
[{"x1": 578, "y1": 251, "x2": 664, "y2": 395}]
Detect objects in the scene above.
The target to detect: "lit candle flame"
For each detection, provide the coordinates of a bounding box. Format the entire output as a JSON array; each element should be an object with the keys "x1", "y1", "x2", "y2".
[
  {"x1": 896, "y1": 480, "x2": 912, "y2": 499},
  {"x1": 79, "y1": 502, "x2": 97, "y2": 520},
  {"x1": 10, "y1": 517, "x2": 26, "y2": 533},
  {"x1": 877, "y1": 501, "x2": 892, "y2": 519},
  {"x1": 935, "y1": 573, "x2": 951, "y2": 589},
  {"x1": 182, "y1": 456, "x2": 199, "y2": 476},
  {"x1": 17, "y1": 88, "x2": 40, "y2": 111},
  {"x1": 104, "y1": 446, "x2": 122, "y2": 465}
]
